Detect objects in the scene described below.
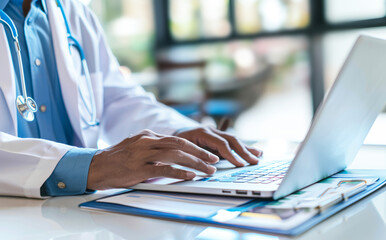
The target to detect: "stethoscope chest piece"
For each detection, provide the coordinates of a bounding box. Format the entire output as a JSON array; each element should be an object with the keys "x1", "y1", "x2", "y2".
[
  {"x1": 2, "y1": 0, "x2": 99, "y2": 126},
  {"x1": 16, "y1": 95, "x2": 37, "y2": 121}
]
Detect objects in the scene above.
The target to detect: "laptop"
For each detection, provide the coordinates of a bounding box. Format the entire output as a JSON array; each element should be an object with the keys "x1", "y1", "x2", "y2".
[{"x1": 132, "y1": 35, "x2": 386, "y2": 200}]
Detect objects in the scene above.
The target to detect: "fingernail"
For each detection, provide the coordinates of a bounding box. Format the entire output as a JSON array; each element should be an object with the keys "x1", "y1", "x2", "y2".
[
  {"x1": 251, "y1": 159, "x2": 259, "y2": 165},
  {"x1": 238, "y1": 162, "x2": 245, "y2": 167},
  {"x1": 208, "y1": 165, "x2": 217, "y2": 174},
  {"x1": 210, "y1": 154, "x2": 220, "y2": 163},
  {"x1": 248, "y1": 152, "x2": 260, "y2": 161},
  {"x1": 186, "y1": 172, "x2": 196, "y2": 179},
  {"x1": 253, "y1": 148, "x2": 263, "y2": 157}
]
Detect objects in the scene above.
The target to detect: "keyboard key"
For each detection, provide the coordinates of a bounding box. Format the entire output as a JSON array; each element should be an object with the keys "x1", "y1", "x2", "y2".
[
  {"x1": 212, "y1": 160, "x2": 290, "y2": 184},
  {"x1": 219, "y1": 178, "x2": 237, "y2": 182},
  {"x1": 198, "y1": 178, "x2": 210, "y2": 181}
]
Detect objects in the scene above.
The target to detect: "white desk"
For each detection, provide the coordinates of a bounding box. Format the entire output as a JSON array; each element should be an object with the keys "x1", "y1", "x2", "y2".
[{"x1": 1, "y1": 145, "x2": 385, "y2": 240}]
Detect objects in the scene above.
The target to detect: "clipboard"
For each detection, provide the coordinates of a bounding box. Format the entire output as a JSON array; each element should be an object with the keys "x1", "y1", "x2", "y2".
[{"x1": 79, "y1": 170, "x2": 386, "y2": 236}]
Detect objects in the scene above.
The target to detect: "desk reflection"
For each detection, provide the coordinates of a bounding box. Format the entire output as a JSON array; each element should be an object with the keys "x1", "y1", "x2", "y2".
[
  {"x1": 0, "y1": 186, "x2": 384, "y2": 240},
  {"x1": 196, "y1": 188, "x2": 386, "y2": 240}
]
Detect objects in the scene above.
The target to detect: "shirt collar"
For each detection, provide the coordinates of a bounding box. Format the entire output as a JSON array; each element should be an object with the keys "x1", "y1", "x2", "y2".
[
  {"x1": 41, "y1": 0, "x2": 47, "y2": 13},
  {"x1": 0, "y1": 0, "x2": 47, "y2": 13},
  {"x1": 0, "y1": 1, "x2": 10, "y2": 10}
]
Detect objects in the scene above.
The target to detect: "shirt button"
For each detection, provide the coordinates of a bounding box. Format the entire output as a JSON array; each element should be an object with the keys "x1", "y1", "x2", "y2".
[
  {"x1": 39, "y1": 105, "x2": 47, "y2": 112},
  {"x1": 35, "y1": 58, "x2": 41, "y2": 66},
  {"x1": 57, "y1": 182, "x2": 66, "y2": 189},
  {"x1": 27, "y1": 18, "x2": 32, "y2": 25}
]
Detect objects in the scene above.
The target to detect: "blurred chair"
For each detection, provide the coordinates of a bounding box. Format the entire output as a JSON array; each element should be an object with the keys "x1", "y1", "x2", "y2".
[{"x1": 156, "y1": 57, "x2": 243, "y2": 123}]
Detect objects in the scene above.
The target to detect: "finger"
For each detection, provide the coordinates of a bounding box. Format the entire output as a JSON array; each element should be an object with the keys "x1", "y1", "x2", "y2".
[
  {"x1": 215, "y1": 132, "x2": 260, "y2": 165},
  {"x1": 148, "y1": 150, "x2": 216, "y2": 174},
  {"x1": 147, "y1": 164, "x2": 196, "y2": 180},
  {"x1": 218, "y1": 117, "x2": 231, "y2": 131},
  {"x1": 150, "y1": 136, "x2": 219, "y2": 164},
  {"x1": 211, "y1": 128, "x2": 263, "y2": 158},
  {"x1": 198, "y1": 133, "x2": 246, "y2": 167},
  {"x1": 203, "y1": 147, "x2": 221, "y2": 157},
  {"x1": 246, "y1": 146, "x2": 263, "y2": 157}
]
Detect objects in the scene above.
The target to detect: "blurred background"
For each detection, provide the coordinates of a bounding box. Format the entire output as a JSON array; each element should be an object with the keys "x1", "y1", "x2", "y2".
[{"x1": 82, "y1": 0, "x2": 386, "y2": 146}]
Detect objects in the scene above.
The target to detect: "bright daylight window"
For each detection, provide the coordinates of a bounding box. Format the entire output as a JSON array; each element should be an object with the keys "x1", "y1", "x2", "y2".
[
  {"x1": 169, "y1": 0, "x2": 231, "y2": 41},
  {"x1": 235, "y1": 0, "x2": 310, "y2": 34},
  {"x1": 325, "y1": 0, "x2": 386, "y2": 24},
  {"x1": 87, "y1": 0, "x2": 156, "y2": 72}
]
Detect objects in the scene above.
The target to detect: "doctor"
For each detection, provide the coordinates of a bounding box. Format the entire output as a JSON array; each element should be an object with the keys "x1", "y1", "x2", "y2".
[{"x1": 0, "y1": 0, "x2": 262, "y2": 198}]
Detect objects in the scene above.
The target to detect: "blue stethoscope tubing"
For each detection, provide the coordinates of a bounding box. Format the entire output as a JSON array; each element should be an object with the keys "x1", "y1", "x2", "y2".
[{"x1": 0, "y1": 0, "x2": 99, "y2": 127}]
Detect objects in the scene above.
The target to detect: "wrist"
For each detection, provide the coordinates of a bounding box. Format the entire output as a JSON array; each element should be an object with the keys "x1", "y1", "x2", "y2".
[{"x1": 87, "y1": 150, "x2": 104, "y2": 191}]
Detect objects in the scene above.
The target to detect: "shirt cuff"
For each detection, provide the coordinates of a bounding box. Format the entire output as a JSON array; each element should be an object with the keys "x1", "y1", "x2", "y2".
[{"x1": 41, "y1": 148, "x2": 98, "y2": 196}]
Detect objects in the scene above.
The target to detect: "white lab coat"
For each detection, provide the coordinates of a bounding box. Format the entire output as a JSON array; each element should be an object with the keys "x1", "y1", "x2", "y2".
[{"x1": 0, "y1": 0, "x2": 199, "y2": 198}]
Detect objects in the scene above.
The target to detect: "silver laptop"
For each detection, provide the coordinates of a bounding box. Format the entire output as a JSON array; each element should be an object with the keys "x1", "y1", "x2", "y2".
[{"x1": 132, "y1": 35, "x2": 386, "y2": 200}]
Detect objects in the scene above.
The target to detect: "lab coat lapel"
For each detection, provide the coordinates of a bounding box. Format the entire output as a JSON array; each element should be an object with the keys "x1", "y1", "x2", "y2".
[
  {"x1": 46, "y1": 0, "x2": 85, "y2": 146},
  {"x1": 0, "y1": 25, "x2": 17, "y2": 134}
]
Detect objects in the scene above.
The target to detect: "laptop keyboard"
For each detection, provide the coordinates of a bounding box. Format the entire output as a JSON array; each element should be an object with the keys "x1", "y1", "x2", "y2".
[{"x1": 198, "y1": 160, "x2": 290, "y2": 185}]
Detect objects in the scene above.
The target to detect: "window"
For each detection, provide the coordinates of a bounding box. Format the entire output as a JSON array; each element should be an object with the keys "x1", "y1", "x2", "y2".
[
  {"x1": 325, "y1": 0, "x2": 386, "y2": 24},
  {"x1": 88, "y1": 0, "x2": 156, "y2": 72},
  {"x1": 168, "y1": 0, "x2": 311, "y2": 40},
  {"x1": 169, "y1": 0, "x2": 231, "y2": 41},
  {"x1": 235, "y1": 0, "x2": 310, "y2": 34}
]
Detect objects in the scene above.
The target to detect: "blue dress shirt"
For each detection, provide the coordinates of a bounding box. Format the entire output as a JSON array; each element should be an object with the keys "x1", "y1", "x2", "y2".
[{"x1": 2, "y1": 0, "x2": 97, "y2": 196}]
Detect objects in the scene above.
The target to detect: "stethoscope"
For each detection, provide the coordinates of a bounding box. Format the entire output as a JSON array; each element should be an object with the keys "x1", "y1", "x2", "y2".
[{"x1": 0, "y1": 0, "x2": 98, "y2": 127}]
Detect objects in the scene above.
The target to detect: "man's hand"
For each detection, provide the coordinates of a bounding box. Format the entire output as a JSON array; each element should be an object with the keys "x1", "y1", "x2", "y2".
[
  {"x1": 87, "y1": 130, "x2": 219, "y2": 190},
  {"x1": 175, "y1": 127, "x2": 262, "y2": 167}
]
